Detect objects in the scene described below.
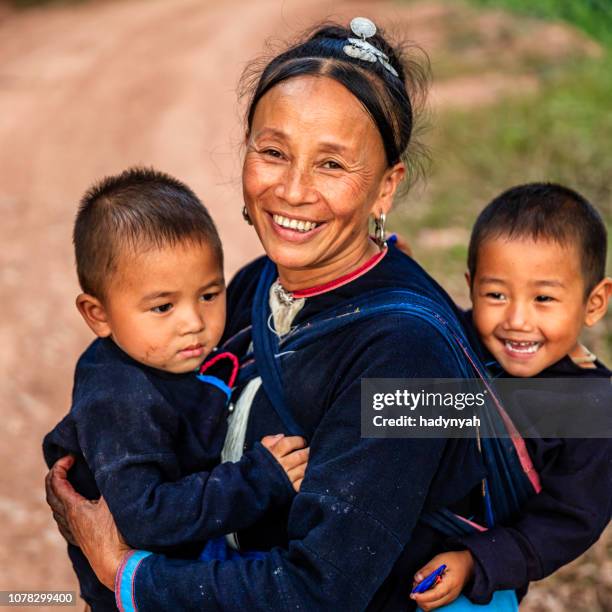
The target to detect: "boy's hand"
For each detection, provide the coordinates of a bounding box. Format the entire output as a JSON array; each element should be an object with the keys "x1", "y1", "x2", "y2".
[
  {"x1": 410, "y1": 551, "x2": 474, "y2": 611},
  {"x1": 261, "y1": 434, "x2": 309, "y2": 492}
]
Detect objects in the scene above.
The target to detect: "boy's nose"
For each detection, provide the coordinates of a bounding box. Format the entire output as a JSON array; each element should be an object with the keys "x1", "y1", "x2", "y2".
[
  {"x1": 179, "y1": 307, "x2": 205, "y2": 335},
  {"x1": 502, "y1": 302, "x2": 533, "y2": 331}
]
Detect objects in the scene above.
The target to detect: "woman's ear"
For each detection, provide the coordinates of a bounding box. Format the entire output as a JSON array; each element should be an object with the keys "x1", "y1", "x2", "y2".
[
  {"x1": 76, "y1": 293, "x2": 112, "y2": 337},
  {"x1": 376, "y1": 162, "x2": 406, "y2": 216},
  {"x1": 584, "y1": 277, "x2": 612, "y2": 327}
]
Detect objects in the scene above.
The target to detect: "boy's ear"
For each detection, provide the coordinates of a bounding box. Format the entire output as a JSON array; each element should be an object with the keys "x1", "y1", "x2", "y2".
[
  {"x1": 584, "y1": 277, "x2": 612, "y2": 327},
  {"x1": 76, "y1": 293, "x2": 112, "y2": 337},
  {"x1": 465, "y1": 271, "x2": 472, "y2": 296}
]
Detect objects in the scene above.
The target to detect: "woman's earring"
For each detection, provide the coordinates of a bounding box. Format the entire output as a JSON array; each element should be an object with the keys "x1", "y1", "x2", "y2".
[
  {"x1": 242, "y1": 205, "x2": 253, "y2": 226},
  {"x1": 374, "y1": 212, "x2": 386, "y2": 247}
]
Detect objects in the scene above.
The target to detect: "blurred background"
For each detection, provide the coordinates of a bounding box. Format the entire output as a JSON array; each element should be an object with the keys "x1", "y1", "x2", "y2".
[{"x1": 0, "y1": 0, "x2": 610, "y2": 609}]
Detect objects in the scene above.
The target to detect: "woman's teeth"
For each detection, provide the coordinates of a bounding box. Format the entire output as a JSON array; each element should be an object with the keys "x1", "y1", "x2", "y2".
[
  {"x1": 504, "y1": 340, "x2": 541, "y2": 354},
  {"x1": 273, "y1": 214, "x2": 318, "y2": 232}
]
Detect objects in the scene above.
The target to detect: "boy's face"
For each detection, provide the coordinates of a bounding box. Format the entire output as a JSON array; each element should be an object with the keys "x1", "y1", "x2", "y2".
[
  {"x1": 470, "y1": 237, "x2": 589, "y2": 377},
  {"x1": 90, "y1": 241, "x2": 225, "y2": 374}
]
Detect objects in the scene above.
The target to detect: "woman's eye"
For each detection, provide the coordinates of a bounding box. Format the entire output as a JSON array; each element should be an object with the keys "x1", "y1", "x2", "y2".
[
  {"x1": 322, "y1": 160, "x2": 343, "y2": 170},
  {"x1": 485, "y1": 292, "x2": 505, "y2": 301},
  {"x1": 535, "y1": 295, "x2": 555, "y2": 303},
  {"x1": 151, "y1": 303, "x2": 172, "y2": 313},
  {"x1": 262, "y1": 148, "x2": 283, "y2": 159}
]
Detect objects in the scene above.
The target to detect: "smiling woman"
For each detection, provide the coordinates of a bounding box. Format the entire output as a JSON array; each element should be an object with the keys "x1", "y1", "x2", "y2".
[
  {"x1": 45, "y1": 19, "x2": 490, "y2": 612},
  {"x1": 243, "y1": 76, "x2": 403, "y2": 288}
]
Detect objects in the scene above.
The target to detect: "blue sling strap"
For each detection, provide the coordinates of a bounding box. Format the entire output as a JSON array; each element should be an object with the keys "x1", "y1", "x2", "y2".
[
  {"x1": 248, "y1": 259, "x2": 540, "y2": 532},
  {"x1": 250, "y1": 258, "x2": 306, "y2": 437}
]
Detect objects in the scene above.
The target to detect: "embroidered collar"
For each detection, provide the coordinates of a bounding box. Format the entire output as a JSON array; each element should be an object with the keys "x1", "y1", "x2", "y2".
[{"x1": 275, "y1": 245, "x2": 388, "y2": 304}]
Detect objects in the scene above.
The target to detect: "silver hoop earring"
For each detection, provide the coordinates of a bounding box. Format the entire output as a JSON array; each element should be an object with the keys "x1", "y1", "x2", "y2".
[
  {"x1": 374, "y1": 212, "x2": 386, "y2": 247},
  {"x1": 242, "y1": 205, "x2": 253, "y2": 226}
]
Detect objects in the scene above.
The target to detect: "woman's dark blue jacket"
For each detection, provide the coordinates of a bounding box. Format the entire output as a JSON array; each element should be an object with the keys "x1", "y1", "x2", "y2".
[{"x1": 119, "y1": 244, "x2": 486, "y2": 611}]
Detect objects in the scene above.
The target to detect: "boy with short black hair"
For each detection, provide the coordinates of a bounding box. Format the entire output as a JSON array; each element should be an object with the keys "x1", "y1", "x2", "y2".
[
  {"x1": 412, "y1": 182, "x2": 611, "y2": 610},
  {"x1": 44, "y1": 167, "x2": 308, "y2": 611},
  {"x1": 466, "y1": 182, "x2": 610, "y2": 377}
]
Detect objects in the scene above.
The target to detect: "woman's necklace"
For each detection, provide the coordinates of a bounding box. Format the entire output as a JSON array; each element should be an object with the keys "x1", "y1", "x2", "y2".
[
  {"x1": 273, "y1": 282, "x2": 296, "y2": 307},
  {"x1": 269, "y1": 282, "x2": 306, "y2": 336},
  {"x1": 276, "y1": 245, "x2": 388, "y2": 302},
  {"x1": 269, "y1": 245, "x2": 388, "y2": 336}
]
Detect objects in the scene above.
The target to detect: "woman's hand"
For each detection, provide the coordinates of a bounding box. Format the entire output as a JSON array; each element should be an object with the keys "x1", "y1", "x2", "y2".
[
  {"x1": 410, "y1": 550, "x2": 474, "y2": 611},
  {"x1": 261, "y1": 434, "x2": 309, "y2": 492},
  {"x1": 45, "y1": 455, "x2": 132, "y2": 590}
]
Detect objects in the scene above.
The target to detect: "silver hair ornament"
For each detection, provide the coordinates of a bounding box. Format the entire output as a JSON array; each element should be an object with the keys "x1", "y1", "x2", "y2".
[{"x1": 343, "y1": 17, "x2": 399, "y2": 77}]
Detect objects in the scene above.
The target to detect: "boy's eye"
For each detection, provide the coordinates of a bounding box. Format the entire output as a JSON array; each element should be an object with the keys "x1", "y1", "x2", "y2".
[
  {"x1": 535, "y1": 295, "x2": 555, "y2": 303},
  {"x1": 200, "y1": 292, "x2": 218, "y2": 303},
  {"x1": 485, "y1": 292, "x2": 506, "y2": 301},
  {"x1": 151, "y1": 303, "x2": 173, "y2": 313}
]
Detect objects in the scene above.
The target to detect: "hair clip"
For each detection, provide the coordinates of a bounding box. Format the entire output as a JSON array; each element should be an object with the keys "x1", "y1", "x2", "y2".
[{"x1": 343, "y1": 17, "x2": 399, "y2": 77}]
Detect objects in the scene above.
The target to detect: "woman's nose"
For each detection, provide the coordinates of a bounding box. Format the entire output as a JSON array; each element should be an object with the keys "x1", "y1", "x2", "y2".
[{"x1": 274, "y1": 163, "x2": 317, "y2": 206}]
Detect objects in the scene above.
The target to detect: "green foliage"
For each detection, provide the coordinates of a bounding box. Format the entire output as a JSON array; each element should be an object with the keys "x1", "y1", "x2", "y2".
[
  {"x1": 471, "y1": 0, "x2": 612, "y2": 47},
  {"x1": 425, "y1": 58, "x2": 612, "y2": 222}
]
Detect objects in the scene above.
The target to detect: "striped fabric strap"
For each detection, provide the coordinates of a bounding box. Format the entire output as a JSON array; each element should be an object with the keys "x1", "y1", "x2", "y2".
[{"x1": 115, "y1": 550, "x2": 152, "y2": 612}]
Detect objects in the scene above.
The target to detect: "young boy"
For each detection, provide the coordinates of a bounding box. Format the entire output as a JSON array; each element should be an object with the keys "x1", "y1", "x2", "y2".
[
  {"x1": 43, "y1": 167, "x2": 308, "y2": 611},
  {"x1": 411, "y1": 183, "x2": 612, "y2": 610}
]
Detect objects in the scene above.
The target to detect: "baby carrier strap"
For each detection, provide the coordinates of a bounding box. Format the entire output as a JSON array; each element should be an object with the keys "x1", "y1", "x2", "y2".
[
  {"x1": 250, "y1": 259, "x2": 540, "y2": 533},
  {"x1": 250, "y1": 259, "x2": 305, "y2": 437}
]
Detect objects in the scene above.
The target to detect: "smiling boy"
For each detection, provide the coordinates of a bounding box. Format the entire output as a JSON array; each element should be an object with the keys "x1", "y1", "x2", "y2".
[
  {"x1": 412, "y1": 183, "x2": 612, "y2": 610},
  {"x1": 43, "y1": 167, "x2": 308, "y2": 611}
]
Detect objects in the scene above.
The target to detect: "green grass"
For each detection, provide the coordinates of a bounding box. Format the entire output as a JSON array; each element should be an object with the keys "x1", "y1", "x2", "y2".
[
  {"x1": 471, "y1": 0, "x2": 612, "y2": 47},
  {"x1": 428, "y1": 58, "x2": 612, "y2": 216}
]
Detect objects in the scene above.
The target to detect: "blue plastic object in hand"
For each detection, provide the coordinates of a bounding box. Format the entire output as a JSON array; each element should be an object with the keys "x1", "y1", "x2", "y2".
[{"x1": 411, "y1": 564, "x2": 447, "y2": 594}]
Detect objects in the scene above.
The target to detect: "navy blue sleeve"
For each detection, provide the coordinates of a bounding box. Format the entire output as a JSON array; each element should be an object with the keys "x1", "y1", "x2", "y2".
[
  {"x1": 124, "y1": 317, "x2": 483, "y2": 611},
  {"x1": 75, "y1": 368, "x2": 295, "y2": 551},
  {"x1": 459, "y1": 437, "x2": 612, "y2": 604}
]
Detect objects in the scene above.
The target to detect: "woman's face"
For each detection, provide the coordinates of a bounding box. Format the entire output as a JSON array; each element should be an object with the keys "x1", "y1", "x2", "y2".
[{"x1": 242, "y1": 75, "x2": 404, "y2": 287}]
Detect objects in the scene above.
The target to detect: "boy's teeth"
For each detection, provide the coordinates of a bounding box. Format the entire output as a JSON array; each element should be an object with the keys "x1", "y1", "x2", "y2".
[
  {"x1": 273, "y1": 214, "x2": 318, "y2": 232},
  {"x1": 504, "y1": 340, "x2": 541, "y2": 354}
]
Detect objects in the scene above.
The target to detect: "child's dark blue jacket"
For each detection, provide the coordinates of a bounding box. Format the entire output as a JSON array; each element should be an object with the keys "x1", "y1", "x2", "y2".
[
  {"x1": 454, "y1": 319, "x2": 612, "y2": 604},
  {"x1": 43, "y1": 337, "x2": 295, "y2": 611}
]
